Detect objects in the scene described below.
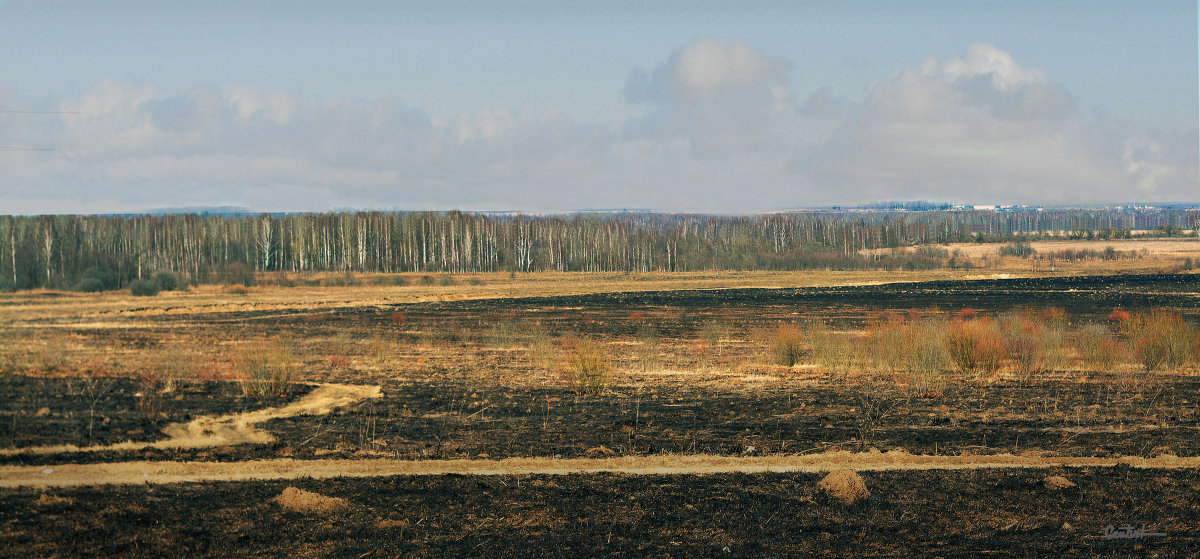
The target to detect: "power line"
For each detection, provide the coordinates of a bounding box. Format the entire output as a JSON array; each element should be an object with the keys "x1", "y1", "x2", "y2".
[
  {"x1": 0, "y1": 146, "x2": 54, "y2": 152},
  {"x1": 0, "y1": 110, "x2": 78, "y2": 114}
]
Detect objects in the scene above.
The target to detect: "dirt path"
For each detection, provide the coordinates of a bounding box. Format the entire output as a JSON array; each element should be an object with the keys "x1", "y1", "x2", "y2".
[
  {"x1": 3, "y1": 451, "x2": 1198, "y2": 488},
  {"x1": 0, "y1": 383, "x2": 382, "y2": 457}
]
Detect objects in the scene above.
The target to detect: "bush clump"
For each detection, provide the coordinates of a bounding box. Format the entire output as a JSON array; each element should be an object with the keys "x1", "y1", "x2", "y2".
[
  {"x1": 766, "y1": 324, "x2": 806, "y2": 367},
  {"x1": 73, "y1": 266, "x2": 119, "y2": 292},
  {"x1": 129, "y1": 279, "x2": 161, "y2": 297},
  {"x1": 1075, "y1": 323, "x2": 1126, "y2": 371},
  {"x1": 231, "y1": 338, "x2": 297, "y2": 396},
  {"x1": 152, "y1": 271, "x2": 185, "y2": 291},
  {"x1": 563, "y1": 339, "x2": 612, "y2": 396},
  {"x1": 867, "y1": 316, "x2": 950, "y2": 395},
  {"x1": 945, "y1": 318, "x2": 1005, "y2": 375},
  {"x1": 805, "y1": 322, "x2": 858, "y2": 372},
  {"x1": 998, "y1": 310, "x2": 1068, "y2": 376},
  {"x1": 1121, "y1": 310, "x2": 1196, "y2": 372}
]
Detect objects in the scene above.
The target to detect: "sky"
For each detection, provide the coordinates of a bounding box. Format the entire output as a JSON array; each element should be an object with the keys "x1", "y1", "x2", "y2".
[{"x1": 0, "y1": 1, "x2": 1196, "y2": 214}]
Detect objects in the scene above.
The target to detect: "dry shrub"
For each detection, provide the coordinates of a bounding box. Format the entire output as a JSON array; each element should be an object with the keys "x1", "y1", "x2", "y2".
[
  {"x1": 805, "y1": 322, "x2": 859, "y2": 373},
  {"x1": 274, "y1": 487, "x2": 348, "y2": 513},
  {"x1": 868, "y1": 317, "x2": 949, "y2": 395},
  {"x1": 367, "y1": 334, "x2": 400, "y2": 369},
  {"x1": 136, "y1": 369, "x2": 165, "y2": 421},
  {"x1": 1076, "y1": 323, "x2": 1126, "y2": 371},
  {"x1": 1121, "y1": 309, "x2": 1197, "y2": 372},
  {"x1": 563, "y1": 339, "x2": 612, "y2": 396},
  {"x1": 945, "y1": 318, "x2": 1004, "y2": 375},
  {"x1": 1109, "y1": 308, "x2": 1131, "y2": 323},
  {"x1": 1040, "y1": 307, "x2": 1069, "y2": 328},
  {"x1": 156, "y1": 346, "x2": 196, "y2": 392},
  {"x1": 34, "y1": 494, "x2": 74, "y2": 508},
  {"x1": 486, "y1": 320, "x2": 522, "y2": 348},
  {"x1": 389, "y1": 311, "x2": 407, "y2": 325},
  {"x1": 999, "y1": 311, "x2": 1068, "y2": 376},
  {"x1": 698, "y1": 321, "x2": 729, "y2": 347},
  {"x1": 765, "y1": 324, "x2": 806, "y2": 367},
  {"x1": 634, "y1": 324, "x2": 659, "y2": 372},
  {"x1": 627, "y1": 312, "x2": 646, "y2": 323},
  {"x1": 231, "y1": 338, "x2": 297, "y2": 396},
  {"x1": 1005, "y1": 334, "x2": 1043, "y2": 377},
  {"x1": 224, "y1": 284, "x2": 249, "y2": 295},
  {"x1": 327, "y1": 355, "x2": 350, "y2": 369},
  {"x1": 526, "y1": 325, "x2": 559, "y2": 373}
]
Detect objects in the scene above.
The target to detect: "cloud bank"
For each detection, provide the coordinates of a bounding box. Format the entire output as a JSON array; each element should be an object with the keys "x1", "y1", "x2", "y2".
[{"x1": 1, "y1": 42, "x2": 1195, "y2": 214}]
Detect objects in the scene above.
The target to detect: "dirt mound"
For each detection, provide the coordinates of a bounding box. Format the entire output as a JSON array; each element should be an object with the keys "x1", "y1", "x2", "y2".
[
  {"x1": 274, "y1": 486, "x2": 349, "y2": 513},
  {"x1": 816, "y1": 469, "x2": 869, "y2": 504},
  {"x1": 1043, "y1": 475, "x2": 1076, "y2": 489}
]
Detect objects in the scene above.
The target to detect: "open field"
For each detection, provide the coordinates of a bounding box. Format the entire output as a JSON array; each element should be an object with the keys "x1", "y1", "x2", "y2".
[{"x1": 1, "y1": 258, "x2": 1199, "y2": 556}]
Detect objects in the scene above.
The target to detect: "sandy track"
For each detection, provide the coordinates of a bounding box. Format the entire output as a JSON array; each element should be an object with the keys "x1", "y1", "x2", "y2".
[
  {"x1": 3, "y1": 451, "x2": 1199, "y2": 488},
  {"x1": 0, "y1": 383, "x2": 382, "y2": 457}
]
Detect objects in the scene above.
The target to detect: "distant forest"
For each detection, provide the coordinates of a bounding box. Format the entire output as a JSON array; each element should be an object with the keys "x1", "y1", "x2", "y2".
[{"x1": 1, "y1": 208, "x2": 1196, "y2": 290}]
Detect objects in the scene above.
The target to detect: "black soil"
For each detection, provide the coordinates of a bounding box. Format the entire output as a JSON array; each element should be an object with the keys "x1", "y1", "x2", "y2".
[
  {"x1": 6, "y1": 373, "x2": 1197, "y2": 466},
  {"x1": 0, "y1": 376, "x2": 312, "y2": 450},
  {"x1": 3, "y1": 467, "x2": 1197, "y2": 557}
]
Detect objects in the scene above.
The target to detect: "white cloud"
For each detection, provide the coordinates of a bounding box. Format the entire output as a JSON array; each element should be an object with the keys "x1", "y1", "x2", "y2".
[
  {"x1": 623, "y1": 39, "x2": 796, "y2": 159},
  {"x1": 0, "y1": 42, "x2": 1195, "y2": 214},
  {"x1": 798, "y1": 43, "x2": 1197, "y2": 204}
]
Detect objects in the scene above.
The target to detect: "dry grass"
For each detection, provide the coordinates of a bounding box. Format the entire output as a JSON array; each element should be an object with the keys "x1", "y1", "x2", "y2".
[{"x1": 274, "y1": 486, "x2": 349, "y2": 513}]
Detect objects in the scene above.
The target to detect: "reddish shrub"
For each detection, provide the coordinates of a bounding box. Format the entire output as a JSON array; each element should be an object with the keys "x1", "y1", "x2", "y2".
[
  {"x1": 389, "y1": 311, "x2": 407, "y2": 324},
  {"x1": 1109, "y1": 309, "x2": 1131, "y2": 322},
  {"x1": 946, "y1": 318, "x2": 1005, "y2": 374},
  {"x1": 766, "y1": 324, "x2": 806, "y2": 367},
  {"x1": 956, "y1": 308, "x2": 979, "y2": 320},
  {"x1": 627, "y1": 312, "x2": 646, "y2": 323}
]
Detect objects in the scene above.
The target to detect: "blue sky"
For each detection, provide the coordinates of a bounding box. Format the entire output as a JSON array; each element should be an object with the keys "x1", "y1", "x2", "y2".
[{"x1": 0, "y1": 1, "x2": 1196, "y2": 213}]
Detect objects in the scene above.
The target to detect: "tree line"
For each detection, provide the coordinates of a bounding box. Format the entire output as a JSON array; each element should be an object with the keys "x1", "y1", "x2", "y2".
[{"x1": 0, "y1": 208, "x2": 1195, "y2": 290}]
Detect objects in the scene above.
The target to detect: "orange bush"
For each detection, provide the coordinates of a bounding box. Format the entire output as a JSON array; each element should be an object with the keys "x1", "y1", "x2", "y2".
[
  {"x1": 765, "y1": 324, "x2": 806, "y2": 367},
  {"x1": 946, "y1": 318, "x2": 1004, "y2": 374}
]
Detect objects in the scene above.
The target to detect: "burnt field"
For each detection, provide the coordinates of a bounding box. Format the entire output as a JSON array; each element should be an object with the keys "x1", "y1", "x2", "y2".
[
  {"x1": 4, "y1": 467, "x2": 1198, "y2": 557},
  {"x1": 4, "y1": 372, "x2": 1198, "y2": 467},
  {"x1": 2, "y1": 272, "x2": 1199, "y2": 556}
]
